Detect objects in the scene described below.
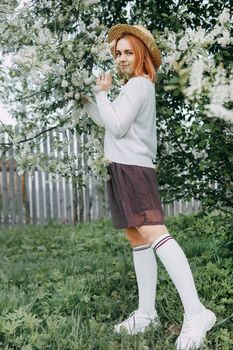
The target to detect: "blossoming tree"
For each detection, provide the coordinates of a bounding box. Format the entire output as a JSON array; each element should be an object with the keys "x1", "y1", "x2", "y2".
[{"x1": 0, "y1": 0, "x2": 232, "y2": 210}]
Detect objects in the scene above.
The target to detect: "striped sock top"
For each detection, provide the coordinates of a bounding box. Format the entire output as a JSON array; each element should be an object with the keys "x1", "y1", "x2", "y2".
[
  {"x1": 133, "y1": 244, "x2": 151, "y2": 252},
  {"x1": 152, "y1": 234, "x2": 173, "y2": 253}
]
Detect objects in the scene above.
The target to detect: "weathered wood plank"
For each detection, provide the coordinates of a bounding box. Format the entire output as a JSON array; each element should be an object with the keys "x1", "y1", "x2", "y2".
[
  {"x1": 37, "y1": 170, "x2": 45, "y2": 223},
  {"x1": 43, "y1": 134, "x2": 51, "y2": 221},
  {"x1": 69, "y1": 130, "x2": 78, "y2": 223},
  {"x1": 49, "y1": 130, "x2": 58, "y2": 221},
  {"x1": 31, "y1": 171, "x2": 37, "y2": 224},
  {"x1": 15, "y1": 170, "x2": 24, "y2": 224},
  {"x1": 1, "y1": 158, "x2": 8, "y2": 225},
  {"x1": 83, "y1": 134, "x2": 90, "y2": 221},
  {"x1": 23, "y1": 174, "x2": 30, "y2": 224},
  {"x1": 76, "y1": 132, "x2": 84, "y2": 222},
  {"x1": 8, "y1": 151, "x2": 16, "y2": 225},
  {"x1": 63, "y1": 130, "x2": 72, "y2": 224}
]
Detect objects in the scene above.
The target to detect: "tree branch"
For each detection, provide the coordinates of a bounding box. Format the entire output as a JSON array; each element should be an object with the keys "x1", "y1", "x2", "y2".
[
  {"x1": 9, "y1": 89, "x2": 49, "y2": 103},
  {"x1": 219, "y1": 207, "x2": 233, "y2": 215},
  {"x1": 0, "y1": 124, "x2": 59, "y2": 148}
]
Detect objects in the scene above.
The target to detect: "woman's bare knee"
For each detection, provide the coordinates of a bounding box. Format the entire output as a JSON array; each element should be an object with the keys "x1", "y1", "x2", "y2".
[
  {"x1": 125, "y1": 227, "x2": 147, "y2": 247},
  {"x1": 136, "y1": 225, "x2": 169, "y2": 245}
]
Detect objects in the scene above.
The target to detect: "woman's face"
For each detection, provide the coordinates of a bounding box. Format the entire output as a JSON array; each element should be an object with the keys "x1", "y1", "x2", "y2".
[{"x1": 115, "y1": 38, "x2": 135, "y2": 78}]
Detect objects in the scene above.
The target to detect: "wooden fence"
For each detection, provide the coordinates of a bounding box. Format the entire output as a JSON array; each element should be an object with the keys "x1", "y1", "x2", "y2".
[{"x1": 0, "y1": 129, "x2": 201, "y2": 226}]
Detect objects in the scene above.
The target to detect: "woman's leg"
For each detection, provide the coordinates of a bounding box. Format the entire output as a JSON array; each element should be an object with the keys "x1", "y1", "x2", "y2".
[
  {"x1": 125, "y1": 227, "x2": 157, "y2": 315},
  {"x1": 114, "y1": 227, "x2": 158, "y2": 334},
  {"x1": 136, "y1": 225, "x2": 202, "y2": 316},
  {"x1": 136, "y1": 225, "x2": 216, "y2": 350},
  {"x1": 125, "y1": 226, "x2": 148, "y2": 247}
]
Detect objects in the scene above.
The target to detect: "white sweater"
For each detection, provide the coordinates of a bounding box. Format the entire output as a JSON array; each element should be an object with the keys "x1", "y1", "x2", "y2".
[{"x1": 84, "y1": 76, "x2": 157, "y2": 168}]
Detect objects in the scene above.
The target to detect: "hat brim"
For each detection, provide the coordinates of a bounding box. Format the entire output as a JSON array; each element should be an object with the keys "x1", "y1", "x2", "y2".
[{"x1": 108, "y1": 24, "x2": 161, "y2": 70}]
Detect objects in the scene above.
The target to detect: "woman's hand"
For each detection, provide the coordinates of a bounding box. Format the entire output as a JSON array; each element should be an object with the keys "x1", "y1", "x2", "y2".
[
  {"x1": 80, "y1": 94, "x2": 92, "y2": 104},
  {"x1": 96, "y1": 71, "x2": 112, "y2": 92}
]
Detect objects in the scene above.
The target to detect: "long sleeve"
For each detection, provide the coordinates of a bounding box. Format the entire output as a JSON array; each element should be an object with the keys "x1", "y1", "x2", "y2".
[
  {"x1": 94, "y1": 77, "x2": 146, "y2": 138},
  {"x1": 83, "y1": 100, "x2": 104, "y2": 127}
]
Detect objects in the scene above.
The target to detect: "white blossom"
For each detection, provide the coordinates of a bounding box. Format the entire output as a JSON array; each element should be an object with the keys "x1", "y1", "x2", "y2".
[
  {"x1": 89, "y1": 18, "x2": 100, "y2": 30},
  {"x1": 74, "y1": 92, "x2": 80, "y2": 100},
  {"x1": 186, "y1": 58, "x2": 205, "y2": 98},
  {"x1": 178, "y1": 36, "x2": 188, "y2": 51},
  {"x1": 217, "y1": 30, "x2": 231, "y2": 47},
  {"x1": 61, "y1": 80, "x2": 69, "y2": 88},
  {"x1": 205, "y1": 104, "x2": 233, "y2": 123},
  {"x1": 162, "y1": 51, "x2": 181, "y2": 68},
  {"x1": 83, "y1": 0, "x2": 100, "y2": 7},
  {"x1": 208, "y1": 66, "x2": 228, "y2": 105},
  {"x1": 40, "y1": 61, "x2": 53, "y2": 75},
  {"x1": 164, "y1": 31, "x2": 177, "y2": 51},
  {"x1": 37, "y1": 28, "x2": 53, "y2": 46},
  {"x1": 108, "y1": 39, "x2": 116, "y2": 50},
  {"x1": 229, "y1": 75, "x2": 233, "y2": 101},
  {"x1": 13, "y1": 47, "x2": 37, "y2": 67},
  {"x1": 218, "y1": 7, "x2": 230, "y2": 23},
  {"x1": 29, "y1": 69, "x2": 43, "y2": 85},
  {"x1": 64, "y1": 91, "x2": 74, "y2": 99}
]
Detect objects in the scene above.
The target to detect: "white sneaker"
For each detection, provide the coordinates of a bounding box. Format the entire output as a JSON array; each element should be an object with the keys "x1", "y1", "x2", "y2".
[
  {"x1": 114, "y1": 309, "x2": 159, "y2": 335},
  {"x1": 176, "y1": 308, "x2": 216, "y2": 350}
]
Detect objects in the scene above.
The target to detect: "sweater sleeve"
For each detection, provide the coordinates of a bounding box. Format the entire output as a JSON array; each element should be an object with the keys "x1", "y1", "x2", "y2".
[
  {"x1": 94, "y1": 77, "x2": 146, "y2": 138},
  {"x1": 83, "y1": 100, "x2": 104, "y2": 127}
]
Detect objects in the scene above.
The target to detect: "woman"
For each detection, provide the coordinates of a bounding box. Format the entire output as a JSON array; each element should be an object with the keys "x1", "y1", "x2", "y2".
[{"x1": 82, "y1": 24, "x2": 216, "y2": 350}]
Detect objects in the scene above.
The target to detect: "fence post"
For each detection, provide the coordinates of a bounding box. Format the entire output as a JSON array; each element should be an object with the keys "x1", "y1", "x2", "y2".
[{"x1": 76, "y1": 132, "x2": 84, "y2": 222}]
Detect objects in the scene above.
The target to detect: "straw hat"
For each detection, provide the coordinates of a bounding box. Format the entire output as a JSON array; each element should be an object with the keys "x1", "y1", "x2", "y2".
[{"x1": 108, "y1": 24, "x2": 161, "y2": 70}]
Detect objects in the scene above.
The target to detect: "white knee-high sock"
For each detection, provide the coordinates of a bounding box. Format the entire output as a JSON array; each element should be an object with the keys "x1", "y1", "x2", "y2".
[
  {"x1": 133, "y1": 244, "x2": 157, "y2": 316},
  {"x1": 152, "y1": 234, "x2": 202, "y2": 317}
]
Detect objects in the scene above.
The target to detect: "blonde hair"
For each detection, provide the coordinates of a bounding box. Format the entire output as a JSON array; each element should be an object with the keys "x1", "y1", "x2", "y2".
[{"x1": 114, "y1": 33, "x2": 157, "y2": 83}]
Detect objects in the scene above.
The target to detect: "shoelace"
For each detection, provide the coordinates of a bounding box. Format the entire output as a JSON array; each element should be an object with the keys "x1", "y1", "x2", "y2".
[
  {"x1": 120, "y1": 311, "x2": 137, "y2": 325},
  {"x1": 121, "y1": 311, "x2": 151, "y2": 325},
  {"x1": 181, "y1": 316, "x2": 193, "y2": 334}
]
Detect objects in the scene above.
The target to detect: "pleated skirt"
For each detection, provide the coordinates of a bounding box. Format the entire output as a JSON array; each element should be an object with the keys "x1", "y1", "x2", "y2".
[{"x1": 107, "y1": 162, "x2": 165, "y2": 229}]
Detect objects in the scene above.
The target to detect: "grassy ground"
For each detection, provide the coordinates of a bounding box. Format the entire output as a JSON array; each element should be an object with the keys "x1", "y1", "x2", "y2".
[{"x1": 0, "y1": 212, "x2": 232, "y2": 350}]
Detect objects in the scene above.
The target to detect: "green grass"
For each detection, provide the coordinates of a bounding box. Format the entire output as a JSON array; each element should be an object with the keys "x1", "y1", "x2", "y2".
[{"x1": 0, "y1": 212, "x2": 232, "y2": 349}]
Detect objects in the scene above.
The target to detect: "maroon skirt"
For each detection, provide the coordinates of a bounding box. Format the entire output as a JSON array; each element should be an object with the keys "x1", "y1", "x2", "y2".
[{"x1": 107, "y1": 162, "x2": 165, "y2": 229}]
